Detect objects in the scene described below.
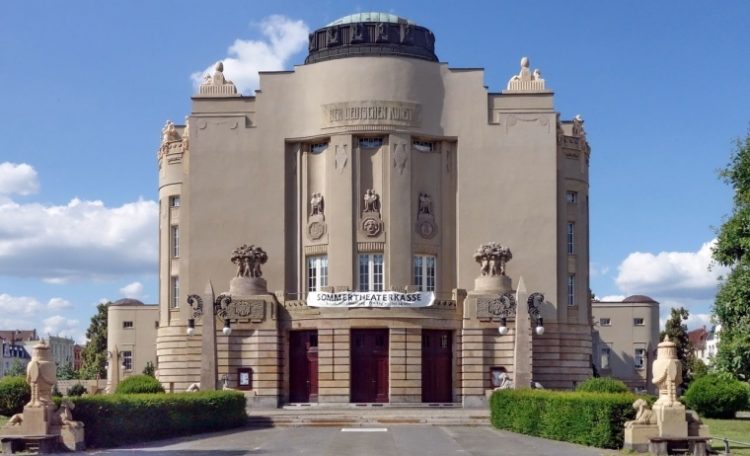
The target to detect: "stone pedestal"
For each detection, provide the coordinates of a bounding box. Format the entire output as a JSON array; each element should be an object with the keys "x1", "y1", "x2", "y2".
[
  {"x1": 654, "y1": 403, "x2": 688, "y2": 438},
  {"x1": 230, "y1": 277, "x2": 268, "y2": 296},
  {"x1": 623, "y1": 425, "x2": 659, "y2": 452},
  {"x1": 473, "y1": 275, "x2": 511, "y2": 293}
]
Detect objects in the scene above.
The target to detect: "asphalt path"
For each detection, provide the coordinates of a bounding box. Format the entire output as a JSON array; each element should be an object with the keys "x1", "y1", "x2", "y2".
[{"x1": 57, "y1": 426, "x2": 620, "y2": 456}]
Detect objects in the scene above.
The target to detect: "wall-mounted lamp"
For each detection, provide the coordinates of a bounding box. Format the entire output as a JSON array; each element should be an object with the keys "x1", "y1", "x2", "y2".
[
  {"x1": 223, "y1": 319, "x2": 232, "y2": 336},
  {"x1": 186, "y1": 318, "x2": 196, "y2": 336},
  {"x1": 535, "y1": 318, "x2": 545, "y2": 336},
  {"x1": 498, "y1": 317, "x2": 509, "y2": 335}
]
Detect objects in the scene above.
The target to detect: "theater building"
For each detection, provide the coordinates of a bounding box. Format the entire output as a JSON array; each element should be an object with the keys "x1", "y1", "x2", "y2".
[{"x1": 155, "y1": 12, "x2": 592, "y2": 407}]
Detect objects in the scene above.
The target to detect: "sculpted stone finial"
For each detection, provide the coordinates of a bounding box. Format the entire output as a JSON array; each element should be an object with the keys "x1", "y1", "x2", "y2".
[
  {"x1": 473, "y1": 242, "x2": 512, "y2": 277},
  {"x1": 26, "y1": 340, "x2": 56, "y2": 407},
  {"x1": 505, "y1": 56, "x2": 547, "y2": 93},
  {"x1": 198, "y1": 60, "x2": 238, "y2": 96},
  {"x1": 653, "y1": 335, "x2": 682, "y2": 407},
  {"x1": 231, "y1": 244, "x2": 268, "y2": 278}
]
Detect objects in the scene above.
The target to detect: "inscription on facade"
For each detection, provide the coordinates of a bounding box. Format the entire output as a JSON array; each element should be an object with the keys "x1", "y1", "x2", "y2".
[{"x1": 322, "y1": 101, "x2": 421, "y2": 128}]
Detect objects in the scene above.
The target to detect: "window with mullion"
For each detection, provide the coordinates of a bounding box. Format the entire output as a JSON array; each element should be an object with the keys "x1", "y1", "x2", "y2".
[
  {"x1": 307, "y1": 255, "x2": 328, "y2": 292},
  {"x1": 358, "y1": 254, "x2": 384, "y2": 291},
  {"x1": 413, "y1": 254, "x2": 436, "y2": 292}
]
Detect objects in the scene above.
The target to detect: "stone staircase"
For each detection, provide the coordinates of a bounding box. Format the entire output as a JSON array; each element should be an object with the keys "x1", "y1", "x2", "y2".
[{"x1": 246, "y1": 405, "x2": 490, "y2": 428}]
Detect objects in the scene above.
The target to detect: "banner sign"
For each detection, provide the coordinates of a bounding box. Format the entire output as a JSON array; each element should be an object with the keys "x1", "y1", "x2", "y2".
[{"x1": 307, "y1": 291, "x2": 435, "y2": 308}]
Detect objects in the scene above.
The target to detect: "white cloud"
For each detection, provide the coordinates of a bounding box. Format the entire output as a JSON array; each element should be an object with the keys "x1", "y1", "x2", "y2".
[
  {"x1": 0, "y1": 197, "x2": 158, "y2": 280},
  {"x1": 0, "y1": 162, "x2": 39, "y2": 195},
  {"x1": 598, "y1": 295, "x2": 626, "y2": 302},
  {"x1": 615, "y1": 240, "x2": 727, "y2": 299},
  {"x1": 0, "y1": 293, "x2": 42, "y2": 317},
  {"x1": 42, "y1": 315, "x2": 79, "y2": 339},
  {"x1": 47, "y1": 297, "x2": 73, "y2": 310},
  {"x1": 191, "y1": 15, "x2": 310, "y2": 94},
  {"x1": 119, "y1": 281, "x2": 144, "y2": 299}
]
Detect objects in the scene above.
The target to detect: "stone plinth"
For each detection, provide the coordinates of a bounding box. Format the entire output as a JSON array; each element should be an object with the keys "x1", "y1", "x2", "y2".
[
  {"x1": 60, "y1": 426, "x2": 85, "y2": 451},
  {"x1": 230, "y1": 277, "x2": 268, "y2": 296},
  {"x1": 623, "y1": 425, "x2": 659, "y2": 452},
  {"x1": 654, "y1": 403, "x2": 688, "y2": 438},
  {"x1": 473, "y1": 275, "x2": 511, "y2": 293}
]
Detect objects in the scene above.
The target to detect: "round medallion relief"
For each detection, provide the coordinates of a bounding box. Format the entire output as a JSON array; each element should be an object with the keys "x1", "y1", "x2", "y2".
[
  {"x1": 417, "y1": 220, "x2": 437, "y2": 239},
  {"x1": 308, "y1": 221, "x2": 326, "y2": 240},
  {"x1": 361, "y1": 217, "x2": 382, "y2": 237}
]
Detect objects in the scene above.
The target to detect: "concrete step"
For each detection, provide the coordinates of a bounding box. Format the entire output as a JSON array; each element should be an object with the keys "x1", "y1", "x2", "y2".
[{"x1": 246, "y1": 408, "x2": 490, "y2": 428}]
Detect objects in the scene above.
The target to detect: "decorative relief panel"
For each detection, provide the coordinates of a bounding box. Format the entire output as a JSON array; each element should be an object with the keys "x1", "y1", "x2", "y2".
[
  {"x1": 334, "y1": 145, "x2": 348, "y2": 173},
  {"x1": 416, "y1": 192, "x2": 437, "y2": 239},
  {"x1": 307, "y1": 192, "x2": 327, "y2": 241},
  {"x1": 322, "y1": 101, "x2": 421, "y2": 129},
  {"x1": 360, "y1": 189, "x2": 384, "y2": 238},
  {"x1": 215, "y1": 294, "x2": 267, "y2": 323},
  {"x1": 477, "y1": 292, "x2": 516, "y2": 322},
  {"x1": 392, "y1": 143, "x2": 409, "y2": 175}
]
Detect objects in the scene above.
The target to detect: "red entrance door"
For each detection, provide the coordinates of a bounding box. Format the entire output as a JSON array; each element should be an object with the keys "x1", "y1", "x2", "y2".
[
  {"x1": 289, "y1": 330, "x2": 318, "y2": 403},
  {"x1": 422, "y1": 330, "x2": 453, "y2": 403},
  {"x1": 351, "y1": 329, "x2": 389, "y2": 403}
]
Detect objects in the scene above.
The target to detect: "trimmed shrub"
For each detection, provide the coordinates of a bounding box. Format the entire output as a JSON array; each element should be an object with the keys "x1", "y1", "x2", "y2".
[
  {"x1": 491, "y1": 389, "x2": 635, "y2": 449},
  {"x1": 683, "y1": 374, "x2": 749, "y2": 418},
  {"x1": 67, "y1": 391, "x2": 247, "y2": 447},
  {"x1": 576, "y1": 377, "x2": 630, "y2": 394},
  {"x1": 67, "y1": 383, "x2": 87, "y2": 397},
  {"x1": 115, "y1": 374, "x2": 165, "y2": 394},
  {"x1": 0, "y1": 376, "x2": 30, "y2": 416}
]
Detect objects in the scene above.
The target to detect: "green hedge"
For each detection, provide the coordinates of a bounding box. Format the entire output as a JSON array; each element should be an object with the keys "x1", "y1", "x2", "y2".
[
  {"x1": 0, "y1": 376, "x2": 30, "y2": 416},
  {"x1": 115, "y1": 374, "x2": 165, "y2": 394},
  {"x1": 490, "y1": 389, "x2": 635, "y2": 449},
  {"x1": 683, "y1": 374, "x2": 749, "y2": 418},
  {"x1": 576, "y1": 377, "x2": 630, "y2": 394},
  {"x1": 66, "y1": 391, "x2": 247, "y2": 447}
]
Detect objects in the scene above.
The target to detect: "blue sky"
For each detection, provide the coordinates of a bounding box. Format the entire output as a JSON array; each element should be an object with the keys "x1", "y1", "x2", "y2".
[{"x1": 1, "y1": 1, "x2": 748, "y2": 341}]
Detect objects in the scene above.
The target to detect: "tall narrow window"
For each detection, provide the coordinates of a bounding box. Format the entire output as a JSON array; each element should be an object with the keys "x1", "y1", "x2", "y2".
[
  {"x1": 359, "y1": 137, "x2": 384, "y2": 149},
  {"x1": 566, "y1": 191, "x2": 578, "y2": 204},
  {"x1": 413, "y1": 255, "x2": 436, "y2": 292},
  {"x1": 171, "y1": 225, "x2": 180, "y2": 258},
  {"x1": 122, "y1": 350, "x2": 133, "y2": 371},
  {"x1": 634, "y1": 348, "x2": 646, "y2": 369},
  {"x1": 567, "y1": 222, "x2": 575, "y2": 255},
  {"x1": 169, "y1": 195, "x2": 180, "y2": 207},
  {"x1": 170, "y1": 276, "x2": 180, "y2": 308},
  {"x1": 358, "y1": 254, "x2": 384, "y2": 291},
  {"x1": 600, "y1": 346, "x2": 611, "y2": 370},
  {"x1": 567, "y1": 274, "x2": 576, "y2": 306},
  {"x1": 307, "y1": 256, "x2": 328, "y2": 292}
]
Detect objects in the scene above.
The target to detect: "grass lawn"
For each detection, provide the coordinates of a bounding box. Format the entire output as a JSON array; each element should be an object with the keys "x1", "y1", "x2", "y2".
[
  {"x1": 0, "y1": 415, "x2": 7, "y2": 426},
  {"x1": 705, "y1": 418, "x2": 750, "y2": 456}
]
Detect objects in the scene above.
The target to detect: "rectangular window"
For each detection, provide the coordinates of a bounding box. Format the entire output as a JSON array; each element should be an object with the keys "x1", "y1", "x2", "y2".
[
  {"x1": 359, "y1": 137, "x2": 384, "y2": 149},
  {"x1": 122, "y1": 321, "x2": 133, "y2": 329},
  {"x1": 600, "y1": 317, "x2": 611, "y2": 326},
  {"x1": 122, "y1": 351, "x2": 132, "y2": 371},
  {"x1": 567, "y1": 222, "x2": 575, "y2": 255},
  {"x1": 634, "y1": 348, "x2": 646, "y2": 369},
  {"x1": 311, "y1": 142, "x2": 328, "y2": 154},
  {"x1": 413, "y1": 254, "x2": 436, "y2": 292},
  {"x1": 170, "y1": 276, "x2": 180, "y2": 308},
  {"x1": 634, "y1": 318, "x2": 645, "y2": 326},
  {"x1": 171, "y1": 225, "x2": 180, "y2": 258},
  {"x1": 567, "y1": 274, "x2": 576, "y2": 306},
  {"x1": 566, "y1": 191, "x2": 578, "y2": 204},
  {"x1": 307, "y1": 255, "x2": 328, "y2": 292},
  {"x1": 413, "y1": 140, "x2": 434, "y2": 152},
  {"x1": 358, "y1": 254, "x2": 384, "y2": 291},
  {"x1": 600, "y1": 347, "x2": 611, "y2": 370},
  {"x1": 169, "y1": 195, "x2": 180, "y2": 208}
]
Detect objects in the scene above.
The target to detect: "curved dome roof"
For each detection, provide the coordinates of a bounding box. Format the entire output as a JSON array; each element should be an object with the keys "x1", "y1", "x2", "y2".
[
  {"x1": 327, "y1": 12, "x2": 416, "y2": 27},
  {"x1": 623, "y1": 294, "x2": 658, "y2": 303},
  {"x1": 111, "y1": 298, "x2": 145, "y2": 306}
]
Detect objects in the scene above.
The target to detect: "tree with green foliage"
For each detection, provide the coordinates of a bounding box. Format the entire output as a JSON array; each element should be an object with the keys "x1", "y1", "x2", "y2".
[
  {"x1": 6, "y1": 359, "x2": 26, "y2": 377},
  {"x1": 660, "y1": 307, "x2": 695, "y2": 389},
  {"x1": 79, "y1": 302, "x2": 109, "y2": 380},
  {"x1": 57, "y1": 363, "x2": 79, "y2": 380},
  {"x1": 713, "y1": 129, "x2": 750, "y2": 380}
]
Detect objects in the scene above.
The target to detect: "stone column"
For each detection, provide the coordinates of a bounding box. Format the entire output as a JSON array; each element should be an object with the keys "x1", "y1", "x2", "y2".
[
  {"x1": 513, "y1": 277, "x2": 531, "y2": 389},
  {"x1": 200, "y1": 281, "x2": 218, "y2": 390},
  {"x1": 386, "y1": 134, "x2": 412, "y2": 289}
]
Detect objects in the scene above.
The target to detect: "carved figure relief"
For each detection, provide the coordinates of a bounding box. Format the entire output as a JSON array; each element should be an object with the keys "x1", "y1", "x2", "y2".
[
  {"x1": 477, "y1": 292, "x2": 516, "y2": 322},
  {"x1": 416, "y1": 192, "x2": 437, "y2": 239},
  {"x1": 327, "y1": 26, "x2": 339, "y2": 45},
  {"x1": 377, "y1": 22, "x2": 388, "y2": 42},
  {"x1": 399, "y1": 23, "x2": 411, "y2": 43},
  {"x1": 572, "y1": 114, "x2": 585, "y2": 138},
  {"x1": 473, "y1": 242, "x2": 512, "y2": 277},
  {"x1": 527, "y1": 292, "x2": 544, "y2": 321},
  {"x1": 308, "y1": 221, "x2": 327, "y2": 240},
  {"x1": 506, "y1": 56, "x2": 546, "y2": 92},
  {"x1": 361, "y1": 189, "x2": 383, "y2": 237},
  {"x1": 310, "y1": 193, "x2": 324, "y2": 218},
  {"x1": 334, "y1": 145, "x2": 348, "y2": 173},
  {"x1": 351, "y1": 22, "x2": 364, "y2": 42},
  {"x1": 198, "y1": 61, "x2": 238, "y2": 95},
  {"x1": 161, "y1": 120, "x2": 180, "y2": 146},
  {"x1": 625, "y1": 398, "x2": 656, "y2": 428},
  {"x1": 214, "y1": 293, "x2": 267, "y2": 323},
  {"x1": 182, "y1": 116, "x2": 190, "y2": 151},
  {"x1": 231, "y1": 244, "x2": 268, "y2": 278}
]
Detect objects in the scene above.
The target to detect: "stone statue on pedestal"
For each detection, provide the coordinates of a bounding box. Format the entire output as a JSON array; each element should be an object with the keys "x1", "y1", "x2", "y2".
[
  {"x1": 229, "y1": 244, "x2": 269, "y2": 296},
  {"x1": 472, "y1": 242, "x2": 512, "y2": 292}
]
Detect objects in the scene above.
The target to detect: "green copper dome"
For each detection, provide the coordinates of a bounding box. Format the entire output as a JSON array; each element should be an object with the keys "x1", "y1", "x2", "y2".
[{"x1": 327, "y1": 12, "x2": 416, "y2": 27}]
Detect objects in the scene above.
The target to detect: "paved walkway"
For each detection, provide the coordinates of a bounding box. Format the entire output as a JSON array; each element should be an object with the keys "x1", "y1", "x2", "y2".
[{"x1": 61, "y1": 426, "x2": 620, "y2": 456}]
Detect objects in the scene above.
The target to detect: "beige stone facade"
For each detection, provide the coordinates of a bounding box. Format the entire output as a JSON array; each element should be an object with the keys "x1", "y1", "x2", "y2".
[
  {"x1": 592, "y1": 295, "x2": 660, "y2": 392},
  {"x1": 106, "y1": 299, "x2": 159, "y2": 389},
  {"x1": 156, "y1": 13, "x2": 592, "y2": 406}
]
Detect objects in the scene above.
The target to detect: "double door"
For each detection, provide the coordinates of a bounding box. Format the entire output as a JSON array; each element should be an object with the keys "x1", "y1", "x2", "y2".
[{"x1": 351, "y1": 329, "x2": 389, "y2": 403}]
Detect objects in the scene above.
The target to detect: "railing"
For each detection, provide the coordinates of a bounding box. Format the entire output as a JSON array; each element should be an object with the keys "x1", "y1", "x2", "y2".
[{"x1": 712, "y1": 436, "x2": 750, "y2": 455}]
